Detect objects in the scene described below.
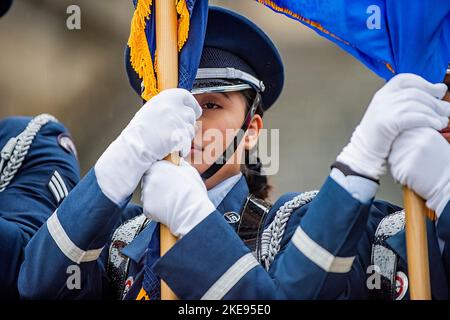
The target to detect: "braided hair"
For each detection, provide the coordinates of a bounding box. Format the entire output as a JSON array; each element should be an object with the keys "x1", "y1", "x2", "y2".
[{"x1": 240, "y1": 89, "x2": 272, "y2": 201}]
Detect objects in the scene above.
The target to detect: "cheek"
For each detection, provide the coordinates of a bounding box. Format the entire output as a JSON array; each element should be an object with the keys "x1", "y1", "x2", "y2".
[
  {"x1": 197, "y1": 116, "x2": 225, "y2": 147},
  {"x1": 199, "y1": 111, "x2": 243, "y2": 147}
]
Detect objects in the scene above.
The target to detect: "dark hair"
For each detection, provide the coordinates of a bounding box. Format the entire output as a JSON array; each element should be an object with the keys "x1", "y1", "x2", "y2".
[{"x1": 240, "y1": 89, "x2": 272, "y2": 200}]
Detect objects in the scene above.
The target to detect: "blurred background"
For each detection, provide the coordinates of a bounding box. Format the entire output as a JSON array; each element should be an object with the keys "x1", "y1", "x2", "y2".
[{"x1": 0, "y1": 0, "x2": 401, "y2": 204}]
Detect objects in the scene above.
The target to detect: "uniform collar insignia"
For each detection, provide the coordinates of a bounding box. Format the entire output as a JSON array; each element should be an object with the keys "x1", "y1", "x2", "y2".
[{"x1": 216, "y1": 175, "x2": 249, "y2": 217}]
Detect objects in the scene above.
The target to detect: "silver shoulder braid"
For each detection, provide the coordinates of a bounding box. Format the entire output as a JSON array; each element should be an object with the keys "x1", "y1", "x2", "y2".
[
  {"x1": 260, "y1": 190, "x2": 319, "y2": 270},
  {"x1": 0, "y1": 114, "x2": 58, "y2": 192}
]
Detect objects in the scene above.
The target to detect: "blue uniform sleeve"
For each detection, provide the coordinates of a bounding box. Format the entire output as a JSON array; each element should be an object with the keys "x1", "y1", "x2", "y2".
[
  {"x1": 18, "y1": 168, "x2": 142, "y2": 299},
  {"x1": 0, "y1": 116, "x2": 80, "y2": 298},
  {"x1": 153, "y1": 176, "x2": 376, "y2": 299},
  {"x1": 315, "y1": 199, "x2": 401, "y2": 299}
]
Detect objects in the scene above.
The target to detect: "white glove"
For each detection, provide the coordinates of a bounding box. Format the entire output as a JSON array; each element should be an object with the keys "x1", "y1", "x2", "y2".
[
  {"x1": 337, "y1": 73, "x2": 450, "y2": 180},
  {"x1": 141, "y1": 158, "x2": 216, "y2": 237},
  {"x1": 389, "y1": 128, "x2": 450, "y2": 217},
  {"x1": 95, "y1": 88, "x2": 202, "y2": 205}
]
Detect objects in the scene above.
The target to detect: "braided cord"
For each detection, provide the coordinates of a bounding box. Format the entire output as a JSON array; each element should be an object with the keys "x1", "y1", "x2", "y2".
[
  {"x1": 260, "y1": 190, "x2": 318, "y2": 271},
  {"x1": 0, "y1": 114, "x2": 58, "y2": 192}
]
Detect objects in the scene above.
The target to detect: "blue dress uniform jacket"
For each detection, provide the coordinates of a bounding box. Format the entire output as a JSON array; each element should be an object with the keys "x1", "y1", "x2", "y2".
[
  {"x1": 153, "y1": 177, "x2": 377, "y2": 299},
  {"x1": 18, "y1": 164, "x2": 450, "y2": 299},
  {"x1": 18, "y1": 169, "x2": 248, "y2": 299},
  {"x1": 0, "y1": 116, "x2": 80, "y2": 299},
  {"x1": 154, "y1": 185, "x2": 450, "y2": 300},
  {"x1": 438, "y1": 202, "x2": 450, "y2": 294}
]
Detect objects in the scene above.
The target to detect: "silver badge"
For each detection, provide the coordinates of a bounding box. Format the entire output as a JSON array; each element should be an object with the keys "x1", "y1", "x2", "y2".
[
  {"x1": 223, "y1": 211, "x2": 240, "y2": 224},
  {"x1": 58, "y1": 133, "x2": 78, "y2": 159},
  {"x1": 395, "y1": 271, "x2": 408, "y2": 300}
]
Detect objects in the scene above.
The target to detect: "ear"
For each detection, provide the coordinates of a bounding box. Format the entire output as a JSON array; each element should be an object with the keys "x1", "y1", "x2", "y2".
[{"x1": 244, "y1": 115, "x2": 263, "y2": 150}]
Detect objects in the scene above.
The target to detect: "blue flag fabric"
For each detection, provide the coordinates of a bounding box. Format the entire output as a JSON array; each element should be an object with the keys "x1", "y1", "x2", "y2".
[
  {"x1": 127, "y1": 0, "x2": 208, "y2": 101},
  {"x1": 256, "y1": 0, "x2": 450, "y2": 83}
]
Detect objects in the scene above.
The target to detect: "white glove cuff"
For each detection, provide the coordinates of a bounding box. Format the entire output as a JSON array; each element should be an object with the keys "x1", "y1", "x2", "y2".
[
  {"x1": 337, "y1": 133, "x2": 386, "y2": 180},
  {"x1": 170, "y1": 199, "x2": 216, "y2": 238},
  {"x1": 427, "y1": 182, "x2": 450, "y2": 219},
  {"x1": 330, "y1": 168, "x2": 379, "y2": 203},
  {"x1": 95, "y1": 135, "x2": 151, "y2": 205}
]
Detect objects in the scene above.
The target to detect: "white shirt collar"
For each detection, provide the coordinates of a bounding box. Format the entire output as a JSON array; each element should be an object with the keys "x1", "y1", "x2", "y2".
[{"x1": 207, "y1": 172, "x2": 243, "y2": 208}]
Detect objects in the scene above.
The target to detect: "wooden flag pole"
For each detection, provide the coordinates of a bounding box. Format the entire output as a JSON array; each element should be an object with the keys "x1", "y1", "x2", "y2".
[
  {"x1": 403, "y1": 188, "x2": 432, "y2": 300},
  {"x1": 156, "y1": 0, "x2": 180, "y2": 300},
  {"x1": 403, "y1": 91, "x2": 449, "y2": 300}
]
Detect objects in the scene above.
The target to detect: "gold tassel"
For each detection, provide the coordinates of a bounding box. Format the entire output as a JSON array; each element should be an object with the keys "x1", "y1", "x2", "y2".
[
  {"x1": 176, "y1": 0, "x2": 190, "y2": 51},
  {"x1": 136, "y1": 287, "x2": 150, "y2": 300},
  {"x1": 127, "y1": 0, "x2": 159, "y2": 101},
  {"x1": 128, "y1": 0, "x2": 191, "y2": 101}
]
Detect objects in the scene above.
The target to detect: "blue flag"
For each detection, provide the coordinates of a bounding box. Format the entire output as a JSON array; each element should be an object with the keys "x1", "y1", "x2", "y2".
[
  {"x1": 127, "y1": 0, "x2": 208, "y2": 101},
  {"x1": 256, "y1": 0, "x2": 450, "y2": 83}
]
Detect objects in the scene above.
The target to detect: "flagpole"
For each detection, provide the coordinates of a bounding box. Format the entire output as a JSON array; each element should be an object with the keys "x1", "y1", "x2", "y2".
[
  {"x1": 403, "y1": 188, "x2": 432, "y2": 300},
  {"x1": 156, "y1": 0, "x2": 180, "y2": 300},
  {"x1": 403, "y1": 90, "x2": 449, "y2": 300}
]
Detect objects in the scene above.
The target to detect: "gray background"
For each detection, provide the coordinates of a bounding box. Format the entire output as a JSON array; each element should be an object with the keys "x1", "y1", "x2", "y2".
[{"x1": 0, "y1": 0, "x2": 401, "y2": 204}]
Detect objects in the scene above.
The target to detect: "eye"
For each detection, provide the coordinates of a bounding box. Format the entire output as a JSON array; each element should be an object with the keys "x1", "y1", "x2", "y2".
[{"x1": 202, "y1": 102, "x2": 222, "y2": 110}]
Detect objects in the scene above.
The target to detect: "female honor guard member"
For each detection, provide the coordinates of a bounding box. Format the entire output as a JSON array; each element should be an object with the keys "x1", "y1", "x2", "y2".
[
  {"x1": 0, "y1": 115, "x2": 80, "y2": 299},
  {"x1": 0, "y1": 0, "x2": 80, "y2": 299},
  {"x1": 0, "y1": 114, "x2": 80, "y2": 299},
  {"x1": 18, "y1": 7, "x2": 450, "y2": 300}
]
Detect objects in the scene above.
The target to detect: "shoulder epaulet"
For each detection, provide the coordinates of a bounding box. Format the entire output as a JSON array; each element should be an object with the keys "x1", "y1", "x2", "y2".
[
  {"x1": 370, "y1": 209, "x2": 405, "y2": 300},
  {"x1": 260, "y1": 190, "x2": 318, "y2": 270},
  {"x1": 0, "y1": 114, "x2": 58, "y2": 192}
]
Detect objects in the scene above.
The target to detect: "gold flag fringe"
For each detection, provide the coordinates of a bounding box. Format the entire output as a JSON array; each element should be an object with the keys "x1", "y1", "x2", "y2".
[{"x1": 128, "y1": 0, "x2": 191, "y2": 101}]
